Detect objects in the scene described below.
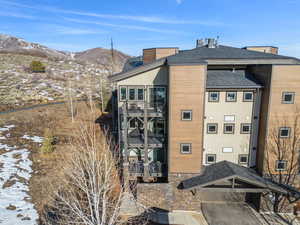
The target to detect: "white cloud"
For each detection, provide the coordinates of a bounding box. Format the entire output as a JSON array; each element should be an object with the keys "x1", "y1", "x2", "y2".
[
  {"x1": 0, "y1": 0, "x2": 224, "y2": 26},
  {"x1": 0, "y1": 11, "x2": 35, "y2": 19},
  {"x1": 49, "y1": 25, "x2": 106, "y2": 35},
  {"x1": 65, "y1": 18, "x2": 183, "y2": 34}
]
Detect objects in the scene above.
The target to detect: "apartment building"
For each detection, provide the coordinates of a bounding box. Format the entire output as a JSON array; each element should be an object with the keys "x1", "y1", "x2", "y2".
[{"x1": 109, "y1": 39, "x2": 300, "y2": 211}]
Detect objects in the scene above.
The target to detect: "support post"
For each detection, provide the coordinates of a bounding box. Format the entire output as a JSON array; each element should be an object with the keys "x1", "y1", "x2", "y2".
[
  {"x1": 123, "y1": 102, "x2": 129, "y2": 173},
  {"x1": 144, "y1": 88, "x2": 149, "y2": 178}
]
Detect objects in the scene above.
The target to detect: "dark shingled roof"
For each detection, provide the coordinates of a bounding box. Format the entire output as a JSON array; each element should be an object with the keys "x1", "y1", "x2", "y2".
[
  {"x1": 167, "y1": 45, "x2": 298, "y2": 64},
  {"x1": 179, "y1": 161, "x2": 288, "y2": 194},
  {"x1": 206, "y1": 70, "x2": 262, "y2": 88}
]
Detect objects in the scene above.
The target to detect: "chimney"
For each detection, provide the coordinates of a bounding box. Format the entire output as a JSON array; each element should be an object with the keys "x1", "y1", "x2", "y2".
[
  {"x1": 243, "y1": 46, "x2": 278, "y2": 54},
  {"x1": 196, "y1": 38, "x2": 218, "y2": 48},
  {"x1": 196, "y1": 39, "x2": 205, "y2": 48},
  {"x1": 143, "y1": 47, "x2": 179, "y2": 64}
]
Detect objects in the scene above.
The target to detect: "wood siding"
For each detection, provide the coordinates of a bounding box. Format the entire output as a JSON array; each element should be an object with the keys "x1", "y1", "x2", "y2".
[
  {"x1": 143, "y1": 48, "x2": 178, "y2": 64},
  {"x1": 168, "y1": 64, "x2": 207, "y2": 174}
]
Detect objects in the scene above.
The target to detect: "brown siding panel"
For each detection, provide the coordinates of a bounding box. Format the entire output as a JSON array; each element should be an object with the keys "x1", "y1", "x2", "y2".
[{"x1": 168, "y1": 64, "x2": 207, "y2": 174}]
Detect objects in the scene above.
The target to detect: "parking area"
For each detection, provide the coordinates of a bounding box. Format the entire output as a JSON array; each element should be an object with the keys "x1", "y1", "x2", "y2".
[{"x1": 201, "y1": 203, "x2": 261, "y2": 225}]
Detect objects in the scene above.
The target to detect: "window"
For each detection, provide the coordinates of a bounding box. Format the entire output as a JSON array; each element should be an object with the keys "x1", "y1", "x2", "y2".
[
  {"x1": 223, "y1": 147, "x2": 233, "y2": 153},
  {"x1": 181, "y1": 110, "x2": 192, "y2": 121},
  {"x1": 224, "y1": 115, "x2": 235, "y2": 122},
  {"x1": 241, "y1": 123, "x2": 251, "y2": 134},
  {"x1": 137, "y1": 88, "x2": 144, "y2": 101},
  {"x1": 243, "y1": 92, "x2": 253, "y2": 102},
  {"x1": 279, "y1": 127, "x2": 290, "y2": 138},
  {"x1": 120, "y1": 87, "x2": 127, "y2": 101},
  {"x1": 208, "y1": 91, "x2": 219, "y2": 102},
  {"x1": 206, "y1": 154, "x2": 216, "y2": 164},
  {"x1": 224, "y1": 124, "x2": 235, "y2": 134},
  {"x1": 275, "y1": 160, "x2": 287, "y2": 171},
  {"x1": 149, "y1": 87, "x2": 166, "y2": 108},
  {"x1": 282, "y1": 92, "x2": 295, "y2": 104},
  {"x1": 239, "y1": 154, "x2": 248, "y2": 164},
  {"x1": 207, "y1": 123, "x2": 218, "y2": 134},
  {"x1": 226, "y1": 91, "x2": 237, "y2": 102},
  {"x1": 129, "y1": 88, "x2": 136, "y2": 100},
  {"x1": 180, "y1": 143, "x2": 192, "y2": 154}
]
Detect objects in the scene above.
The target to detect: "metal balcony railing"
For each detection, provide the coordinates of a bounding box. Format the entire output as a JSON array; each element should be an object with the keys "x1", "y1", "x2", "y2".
[{"x1": 128, "y1": 161, "x2": 165, "y2": 177}]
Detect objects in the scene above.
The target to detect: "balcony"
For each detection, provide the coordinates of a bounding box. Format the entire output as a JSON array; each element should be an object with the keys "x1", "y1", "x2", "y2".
[
  {"x1": 120, "y1": 102, "x2": 165, "y2": 118},
  {"x1": 128, "y1": 161, "x2": 165, "y2": 177},
  {"x1": 126, "y1": 129, "x2": 163, "y2": 148}
]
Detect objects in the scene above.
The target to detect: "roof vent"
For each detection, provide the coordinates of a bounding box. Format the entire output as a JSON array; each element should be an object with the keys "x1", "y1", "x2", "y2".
[{"x1": 196, "y1": 38, "x2": 218, "y2": 48}]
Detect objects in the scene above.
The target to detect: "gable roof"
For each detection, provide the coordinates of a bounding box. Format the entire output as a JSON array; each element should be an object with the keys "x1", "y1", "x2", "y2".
[
  {"x1": 109, "y1": 44, "x2": 300, "y2": 82},
  {"x1": 206, "y1": 70, "x2": 262, "y2": 89},
  {"x1": 167, "y1": 45, "x2": 300, "y2": 65},
  {"x1": 179, "y1": 161, "x2": 288, "y2": 194}
]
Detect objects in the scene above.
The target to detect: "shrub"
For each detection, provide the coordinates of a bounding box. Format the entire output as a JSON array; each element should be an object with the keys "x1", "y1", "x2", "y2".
[
  {"x1": 30, "y1": 60, "x2": 46, "y2": 73},
  {"x1": 40, "y1": 128, "x2": 55, "y2": 153}
]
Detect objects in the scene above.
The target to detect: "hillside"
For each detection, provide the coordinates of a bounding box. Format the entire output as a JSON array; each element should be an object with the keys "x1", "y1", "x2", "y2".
[{"x1": 0, "y1": 34, "x2": 131, "y2": 111}]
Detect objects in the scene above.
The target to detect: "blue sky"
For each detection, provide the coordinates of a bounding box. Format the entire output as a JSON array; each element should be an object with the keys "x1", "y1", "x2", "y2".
[{"x1": 1, "y1": 0, "x2": 300, "y2": 57}]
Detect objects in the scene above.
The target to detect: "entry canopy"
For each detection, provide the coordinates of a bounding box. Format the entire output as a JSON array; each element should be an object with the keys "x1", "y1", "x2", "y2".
[{"x1": 179, "y1": 161, "x2": 300, "y2": 201}]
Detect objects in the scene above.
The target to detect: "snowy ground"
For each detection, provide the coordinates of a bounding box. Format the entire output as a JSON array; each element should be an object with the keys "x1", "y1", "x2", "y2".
[{"x1": 0, "y1": 125, "x2": 40, "y2": 225}]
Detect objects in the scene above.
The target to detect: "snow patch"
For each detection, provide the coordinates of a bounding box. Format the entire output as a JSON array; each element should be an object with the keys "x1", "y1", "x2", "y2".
[
  {"x1": 0, "y1": 125, "x2": 38, "y2": 224},
  {"x1": 22, "y1": 135, "x2": 43, "y2": 143}
]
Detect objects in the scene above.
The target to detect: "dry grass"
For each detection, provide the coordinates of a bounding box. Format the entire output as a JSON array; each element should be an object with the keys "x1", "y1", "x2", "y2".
[{"x1": 0, "y1": 101, "x2": 103, "y2": 220}]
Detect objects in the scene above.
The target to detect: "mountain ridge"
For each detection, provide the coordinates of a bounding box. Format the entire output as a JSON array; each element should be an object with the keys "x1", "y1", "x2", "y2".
[{"x1": 0, "y1": 33, "x2": 130, "y2": 72}]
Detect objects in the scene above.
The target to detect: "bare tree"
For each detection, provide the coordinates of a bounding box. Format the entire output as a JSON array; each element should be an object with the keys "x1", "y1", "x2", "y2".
[
  {"x1": 263, "y1": 109, "x2": 300, "y2": 212},
  {"x1": 42, "y1": 122, "x2": 149, "y2": 225}
]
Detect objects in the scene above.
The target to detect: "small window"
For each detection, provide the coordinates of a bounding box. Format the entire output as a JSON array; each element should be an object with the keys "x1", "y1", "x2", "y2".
[
  {"x1": 224, "y1": 124, "x2": 235, "y2": 134},
  {"x1": 208, "y1": 91, "x2": 219, "y2": 102},
  {"x1": 180, "y1": 143, "x2": 192, "y2": 154},
  {"x1": 206, "y1": 154, "x2": 216, "y2": 164},
  {"x1": 224, "y1": 115, "x2": 235, "y2": 122},
  {"x1": 120, "y1": 87, "x2": 127, "y2": 101},
  {"x1": 181, "y1": 110, "x2": 192, "y2": 121},
  {"x1": 282, "y1": 92, "x2": 295, "y2": 104},
  {"x1": 241, "y1": 123, "x2": 251, "y2": 134},
  {"x1": 239, "y1": 154, "x2": 248, "y2": 164},
  {"x1": 226, "y1": 91, "x2": 237, "y2": 102},
  {"x1": 207, "y1": 123, "x2": 218, "y2": 134},
  {"x1": 223, "y1": 147, "x2": 233, "y2": 153},
  {"x1": 137, "y1": 88, "x2": 144, "y2": 101},
  {"x1": 279, "y1": 127, "x2": 290, "y2": 138},
  {"x1": 275, "y1": 160, "x2": 287, "y2": 171},
  {"x1": 243, "y1": 92, "x2": 253, "y2": 102},
  {"x1": 129, "y1": 88, "x2": 136, "y2": 100}
]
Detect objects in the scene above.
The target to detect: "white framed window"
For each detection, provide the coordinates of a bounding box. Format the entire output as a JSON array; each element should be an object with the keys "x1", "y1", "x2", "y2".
[
  {"x1": 224, "y1": 115, "x2": 235, "y2": 122},
  {"x1": 119, "y1": 87, "x2": 127, "y2": 101},
  {"x1": 223, "y1": 147, "x2": 233, "y2": 153},
  {"x1": 208, "y1": 91, "x2": 219, "y2": 102},
  {"x1": 275, "y1": 160, "x2": 287, "y2": 171},
  {"x1": 241, "y1": 123, "x2": 251, "y2": 134},
  {"x1": 128, "y1": 88, "x2": 136, "y2": 101},
  {"x1": 224, "y1": 123, "x2": 235, "y2": 134},
  {"x1": 243, "y1": 91, "x2": 253, "y2": 102},
  {"x1": 282, "y1": 92, "x2": 295, "y2": 104},
  {"x1": 207, "y1": 123, "x2": 218, "y2": 134},
  {"x1": 206, "y1": 154, "x2": 216, "y2": 164},
  {"x1": 180, "y1": 143, "x2": 192, "y2": 154},
  {"x1": 181, "y1": 110, "x2": 192, "y2": 121},
  {"x1": 226, "y1": 91, "x2": 237, "y2": 102},
  {"x1": 137, "y1": 88, "x2": 144, "y2": 101},
  {"x1": 239, "y1": 154, "x2": 248, "y2": 164},
  {"x1": 279, "y1": 127, "x2": 290, "y2": 138}
]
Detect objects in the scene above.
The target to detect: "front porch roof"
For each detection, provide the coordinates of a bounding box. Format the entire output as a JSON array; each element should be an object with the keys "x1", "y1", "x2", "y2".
[{"x1": 178, "y1": 161, "x2": 294, "y2": 195}]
